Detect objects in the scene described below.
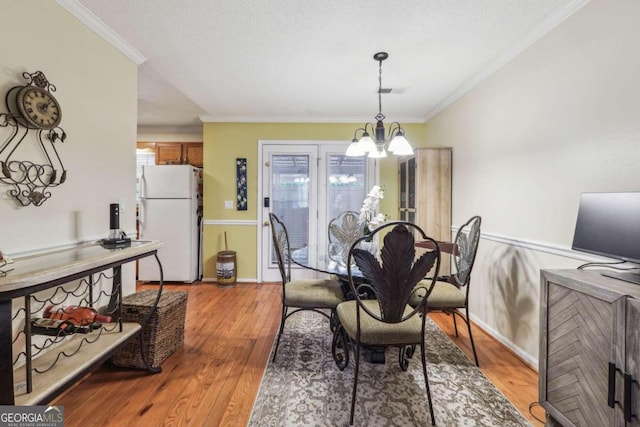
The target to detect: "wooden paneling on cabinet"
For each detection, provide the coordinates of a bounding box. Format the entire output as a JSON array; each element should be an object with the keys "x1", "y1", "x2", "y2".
[
  {"x1": 137, "y1": 142, "x2": 203, "y2": 167},
  {"x1": 399, "y1": 148, "x2": 452, "y2": 271},
  {"x1": 182, "y1": 143, "x2": 203, "y2": 167},
  {"x1": 399, "y1": 148, "x2": 451, "y2": 242},
  {"x1": 540, "y1": 269, "x2": 640, "y2": 426},
  {"x1": 155, "y1": 142, "x2": 203, "y2": 167}
]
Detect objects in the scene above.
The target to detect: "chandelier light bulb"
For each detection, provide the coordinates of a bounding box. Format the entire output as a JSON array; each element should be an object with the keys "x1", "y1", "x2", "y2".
[
  {"x1": 388, "y1": 134, "x2": 414, "y2": 156},
  {"x1": 346, "y1": 138, "x2": 365, "y2": 157},
  {"x1": 357, "y1": 133, "x2": 377, "y2": 153},
  {"x1": 368, "y1": 145, "x2": 387, "y2": 159}
]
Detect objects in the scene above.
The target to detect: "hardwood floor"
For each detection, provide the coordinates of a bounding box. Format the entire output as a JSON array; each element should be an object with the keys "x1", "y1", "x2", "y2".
[{"x1": 52, "y1": 282, "x2": 542, "y2": 426}]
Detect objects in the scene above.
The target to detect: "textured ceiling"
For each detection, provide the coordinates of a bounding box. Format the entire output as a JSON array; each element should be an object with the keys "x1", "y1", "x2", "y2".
[{"x1": 71, "y1": 0, "x2": 582, "y2": 130}]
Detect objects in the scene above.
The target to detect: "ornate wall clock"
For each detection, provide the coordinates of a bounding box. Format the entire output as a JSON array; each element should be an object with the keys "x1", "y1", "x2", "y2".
[{"x1": 0, "y1": 71, "x2": 67, "y2": 206}]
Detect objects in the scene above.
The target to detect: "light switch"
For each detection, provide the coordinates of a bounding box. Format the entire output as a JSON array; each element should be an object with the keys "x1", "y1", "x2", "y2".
[{"x1": 224, "y1": 200, "x2": 233, "y2": 209}]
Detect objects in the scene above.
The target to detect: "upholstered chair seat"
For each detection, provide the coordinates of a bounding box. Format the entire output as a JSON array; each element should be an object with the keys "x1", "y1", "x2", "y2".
[
  {"x1": 409, "y1": 280, "x2": 466, "y2": 308},
  {"x1": 337, "y1": 299, "x2": 422, "y2": 345},
  {"x1": 285, "y1": 279, "x2": 344, "y2": 308}
]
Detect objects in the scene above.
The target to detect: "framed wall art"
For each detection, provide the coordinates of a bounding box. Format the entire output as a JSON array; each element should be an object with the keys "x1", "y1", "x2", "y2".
[{"x1": 236, "y1": 158, "x2": 247, "y2": 210}]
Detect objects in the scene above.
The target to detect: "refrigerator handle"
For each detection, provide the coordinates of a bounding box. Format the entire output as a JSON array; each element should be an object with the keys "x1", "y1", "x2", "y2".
[
  {"x1": 140, "y1": 167, "x2": 147, "y2": 200},
  {"x1": 138, "y1": 167, "x2": 146, "y2": 235}
]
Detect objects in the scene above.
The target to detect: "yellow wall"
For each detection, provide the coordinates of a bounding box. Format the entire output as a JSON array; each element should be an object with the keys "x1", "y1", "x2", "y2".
[{"x1": 202, "y1": 122, "x2": 427, "y2": 280}]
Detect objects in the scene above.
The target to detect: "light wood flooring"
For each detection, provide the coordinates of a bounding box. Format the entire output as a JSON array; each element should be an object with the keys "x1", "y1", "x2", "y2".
[{"x1": 52, "y1": 282, "x2": 543, "y2": 426}]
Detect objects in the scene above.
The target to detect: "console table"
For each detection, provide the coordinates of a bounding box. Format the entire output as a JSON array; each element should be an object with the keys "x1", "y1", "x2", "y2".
[
  {"x1": 540, "y1": 269, "x2": 640, "y2": 426},
  {"x1": 0, "y1": 240, "x2": 163, "y2": 405}
]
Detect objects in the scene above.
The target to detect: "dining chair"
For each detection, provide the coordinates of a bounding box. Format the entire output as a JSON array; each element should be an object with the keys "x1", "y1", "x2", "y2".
[
  {"x1": 409, "y1": 215, "x2": 482, "y2": 366},
  {"x1": 328, "y1": 210, "x2": 362, "y2": 267},
  {"x1": 268, "y1": 213, "x2": 344, "y2": 362},
  {"x1": 332, "y1": 221, "x2": 441, "y2": 426}
]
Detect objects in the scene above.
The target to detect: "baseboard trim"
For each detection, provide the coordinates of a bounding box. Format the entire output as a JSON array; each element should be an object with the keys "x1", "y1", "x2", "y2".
[
  {"x1": 201, "y1": 277, "x2": 257, "y2": 283},
  {"x1": 468, "y1": 312, "x2": 538, "y2": 372}
]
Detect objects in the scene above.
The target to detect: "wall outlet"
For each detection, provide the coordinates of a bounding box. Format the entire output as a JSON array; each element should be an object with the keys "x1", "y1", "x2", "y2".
[{"x1": 224, "y1": 200, "x2": 233, "y2": 209}]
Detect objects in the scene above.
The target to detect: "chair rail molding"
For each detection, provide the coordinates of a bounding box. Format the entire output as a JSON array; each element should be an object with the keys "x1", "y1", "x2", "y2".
[
  {"x1": 204, "y1": 219, "x2": 258, "y2": 226},
  {"x1": 454, "y1": 227, "x2": 614, "y2": 263}
]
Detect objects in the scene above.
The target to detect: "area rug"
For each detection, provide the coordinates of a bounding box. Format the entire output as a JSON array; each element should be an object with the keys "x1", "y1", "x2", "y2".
[{"x1": 248, "y1": 311, "x2": 531, "y2": 427}]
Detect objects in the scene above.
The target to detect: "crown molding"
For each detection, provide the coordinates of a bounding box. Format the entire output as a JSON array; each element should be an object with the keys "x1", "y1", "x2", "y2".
[
  {"x1": 137, "y1": 125, "x2": 202, "y2": 137},
  {"x1": 56, "y1": 0, "x2": 147, "y2": 65},
  {"x1": 199, "y1": 115, "x2": 426, "y2": 124},
  {"x1": 424, "y1": 0, "x2": 591, "y2": 122}
]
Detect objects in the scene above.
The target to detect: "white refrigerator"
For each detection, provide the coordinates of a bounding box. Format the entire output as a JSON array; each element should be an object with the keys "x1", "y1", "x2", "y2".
[{"x1": 138, "y1": 165, "x2": 202, "y2": 283}]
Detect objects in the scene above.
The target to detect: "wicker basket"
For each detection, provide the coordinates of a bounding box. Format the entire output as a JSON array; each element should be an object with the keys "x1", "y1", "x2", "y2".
[{"x1": 112, "y1": 290, "x2": 188, "y2": 369}]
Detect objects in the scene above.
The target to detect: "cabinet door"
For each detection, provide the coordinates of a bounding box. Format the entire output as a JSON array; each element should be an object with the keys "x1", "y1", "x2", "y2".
[
  {"x1": 156, "y1": 143, "x2": 183, "y2": 165},
  {"x1": 624, "y1": 299, "x2": 640, "y2": 426},
  {"x1": 398, "y1": 158, "x2": 416, "y2": 223},
  {"x1": 415, "y1": 148, "x2": 451, "y2": 243},
  {"x1": 183, "y1": 143, "x2": 203, "y2": 167},
  {"x1": 541, "y1": 278, "x2": 618, "y2": 426}
]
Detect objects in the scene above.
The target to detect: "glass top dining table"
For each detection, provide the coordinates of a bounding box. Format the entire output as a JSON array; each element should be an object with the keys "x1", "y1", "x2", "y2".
[{"x1": 289, "y1": 246, "x2": 365, "y2": 279}]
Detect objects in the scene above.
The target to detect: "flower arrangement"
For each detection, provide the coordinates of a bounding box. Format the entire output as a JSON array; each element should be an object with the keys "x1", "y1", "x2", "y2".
[{"x1": 359, "y1": 185, "x2": 387, "y2": 233}]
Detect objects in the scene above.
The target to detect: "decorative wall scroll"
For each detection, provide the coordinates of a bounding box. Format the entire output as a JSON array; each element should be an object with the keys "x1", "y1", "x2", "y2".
[
  {"x1": 0, "y1": 71, "x2": 68, "y2": 207},
  {"x1": 236, "y1": 158, "x2": 247, "y2": 211}
]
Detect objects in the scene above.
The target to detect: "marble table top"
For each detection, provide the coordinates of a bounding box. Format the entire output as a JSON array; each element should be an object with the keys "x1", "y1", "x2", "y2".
[{"x1": 0, "y1": 240, "x2": 162, "y2": 296}]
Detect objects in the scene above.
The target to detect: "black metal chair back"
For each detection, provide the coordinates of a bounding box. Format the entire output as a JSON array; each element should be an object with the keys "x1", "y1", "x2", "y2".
[
  {"x1": 269, "y1": 213, "x2": 291, "y2": 284},
  {"x1": 451, "y1": 215, "x2": 482, "y2": 291},
  {"x1": 347, "y1": 221, "x2": 441, "y2": 323},
  {"x1": 328, "y1": 211, "x2": 364, "y2": 266}
]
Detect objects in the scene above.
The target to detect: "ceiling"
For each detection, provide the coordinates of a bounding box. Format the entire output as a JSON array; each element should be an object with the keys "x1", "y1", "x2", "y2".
[{"x1": 62, "y1": 0, "x2": 583, "y2": 131}]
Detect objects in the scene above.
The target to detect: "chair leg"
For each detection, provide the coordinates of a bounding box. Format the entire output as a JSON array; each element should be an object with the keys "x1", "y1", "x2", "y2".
[
  {"x1": 349, "y1": 341, "x2": 360, "y2": 426},
  {"x1": 331, "y1": 324, "x2": 349, "y2": 371},
  {"x1": 452, "y1": 310, "x2": 460, "y2": 337},
  {"x1": 465, "y1": 306, "x2": 479, "y2": 367},
  {"x1": 420, "y1": 340, "x2": 436, "y2": 426},
  {"x1": 271, "y1": 305, "x2": 287, "y2": 362},
  {"x1": 329, "y1": 309, "x2": 338, "y2": 332}
]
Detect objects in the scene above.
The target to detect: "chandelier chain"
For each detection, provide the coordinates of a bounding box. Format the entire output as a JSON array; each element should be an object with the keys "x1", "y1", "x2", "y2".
[{"x1": 378, "y1": 58, "x2": 383, "y2": 116}]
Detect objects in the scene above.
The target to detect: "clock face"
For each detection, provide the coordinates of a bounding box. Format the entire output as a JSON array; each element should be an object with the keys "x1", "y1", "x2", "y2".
[{"x1": 16, "y1": 86, "x2": 61, "y2": 129}]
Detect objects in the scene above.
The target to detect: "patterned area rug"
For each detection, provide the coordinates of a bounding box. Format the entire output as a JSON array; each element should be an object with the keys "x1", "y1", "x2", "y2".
[{"x1": 248, "y1": 311, "x2": 531, "y2": 427}]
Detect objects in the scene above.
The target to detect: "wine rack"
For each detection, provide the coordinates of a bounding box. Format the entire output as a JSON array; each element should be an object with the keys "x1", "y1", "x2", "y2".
[{"x1": 0, "y1": 240, "x2": 163, "y2": 405}]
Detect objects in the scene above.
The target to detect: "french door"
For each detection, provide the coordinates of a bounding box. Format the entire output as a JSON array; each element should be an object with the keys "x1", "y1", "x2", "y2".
[{"x1": 259, "y1": 141, "x2": 374, "y2": 282}]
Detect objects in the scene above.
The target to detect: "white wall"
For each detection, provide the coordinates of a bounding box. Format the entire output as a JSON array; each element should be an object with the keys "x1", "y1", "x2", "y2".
[
  {"x1": 1, "y1": 2, "x2": 138, "y2": 290},
  {"x1": 424, "y1": 0, "x2": 640, "y2": 367},
  {"x1": 1, "y1": 1, "x2": 137, "y2": 253},
  {"x1": 2, "y1": 1, "x2": 139, "y2": 364}
]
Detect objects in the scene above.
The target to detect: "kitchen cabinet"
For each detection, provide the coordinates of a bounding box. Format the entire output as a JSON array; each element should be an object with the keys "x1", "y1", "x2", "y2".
[
  {"x1": 540, "y1": 269, "x2": 640, "y2": 426},
  {"x1": 156, "y1": 142, "x2": 203, "y2": 167}
]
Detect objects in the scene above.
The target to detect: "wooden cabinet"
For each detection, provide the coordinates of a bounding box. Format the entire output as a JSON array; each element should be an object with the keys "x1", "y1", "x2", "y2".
[
  {"x1": 155, "y1": 142, "x2": 203, "y2": 167},
  {"x1": 137, "y1": 142, "x2": 203, "y2": 167},
  {"x1": 399, "y1": 148, "x2": 452, "y2": 270},
  {"x1": 540, "y1": 269, "x2": 640, "y2": 426}
]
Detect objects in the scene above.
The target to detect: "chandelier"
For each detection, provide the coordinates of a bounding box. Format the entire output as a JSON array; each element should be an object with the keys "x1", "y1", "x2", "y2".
[{"x1": 346, "y1": 52, "x2": 414, "y2": 158}]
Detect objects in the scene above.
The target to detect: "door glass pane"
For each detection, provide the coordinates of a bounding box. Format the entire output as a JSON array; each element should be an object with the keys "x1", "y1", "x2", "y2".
[
  {"x1": 408, "y1": 157, "x2": 416, "y2": 209},
  {"x1": 327, "y1": 155, "x2": 367, "y2": 221},
  {"x1": 400, "y1": 161, "x2": 407, "y2": 210},
  {"x1": 271, "y1": 154, "x2": 310, "y2": 264}
]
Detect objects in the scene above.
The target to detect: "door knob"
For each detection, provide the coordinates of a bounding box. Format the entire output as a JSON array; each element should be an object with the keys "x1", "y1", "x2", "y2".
[{"x1": 263, "y1": 221, "x2": 269, "y2": 226}]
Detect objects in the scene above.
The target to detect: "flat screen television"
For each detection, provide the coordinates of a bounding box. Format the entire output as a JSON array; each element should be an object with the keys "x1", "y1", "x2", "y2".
[{"x1": 572, "y1": 192, "x2": 640, "y2": 285}]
